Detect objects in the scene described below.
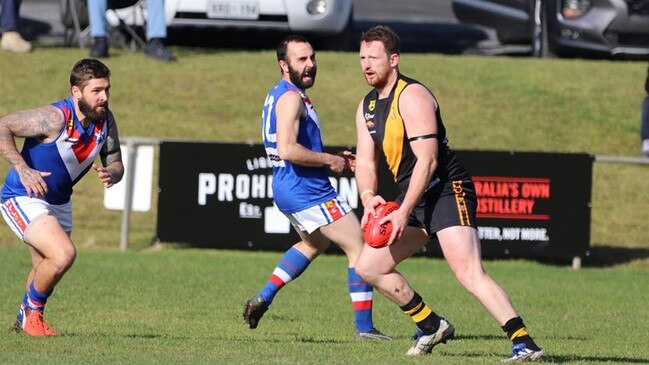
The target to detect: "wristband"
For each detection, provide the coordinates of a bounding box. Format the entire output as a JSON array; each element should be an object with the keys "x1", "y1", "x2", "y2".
[{"x1": 360, "y1": 189, "x2": 375, "y2": 201}]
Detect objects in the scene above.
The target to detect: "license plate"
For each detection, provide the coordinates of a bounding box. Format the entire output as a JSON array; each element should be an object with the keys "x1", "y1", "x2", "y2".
[{"x1": 207, "y1": 0, "x2": 260, "y2": 19}]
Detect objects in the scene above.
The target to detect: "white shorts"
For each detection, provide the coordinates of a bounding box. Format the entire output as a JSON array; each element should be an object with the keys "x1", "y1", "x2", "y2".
[
  {"x1": 285, "y1": 195, "x2": 353, "y2": 234},
  {"x1": 1, "y1": 197, "x2": 72, "y2": 242}
]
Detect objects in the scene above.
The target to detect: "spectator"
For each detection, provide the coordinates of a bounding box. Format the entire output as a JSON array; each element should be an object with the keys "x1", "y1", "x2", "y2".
[
  {"x1": 0, "y1": 0, "x2": 32, "y2": 53},
  {"x1": 87, "y1": 0, "x2": 174, "y2": 61},
  {"x1": 642, "y1": 64, "x2": 649, "y2": 157}
]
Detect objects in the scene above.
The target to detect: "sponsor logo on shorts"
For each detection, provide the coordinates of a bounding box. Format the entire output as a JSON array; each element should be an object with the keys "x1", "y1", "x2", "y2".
[
  {"x1": 324, "y1": 199, "x2": 343, "y2": 221},
  {"x1": 6, "y1": 200, "x2": 27, "y2": 232},
  {"x1": 452, "y1": 180, "x2": 471, "y2": 226}
]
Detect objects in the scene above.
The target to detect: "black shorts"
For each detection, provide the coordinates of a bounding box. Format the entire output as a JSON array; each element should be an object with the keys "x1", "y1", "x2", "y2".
[{"x1": 395, "y1": 179, "x2": 477, "y2": 237}]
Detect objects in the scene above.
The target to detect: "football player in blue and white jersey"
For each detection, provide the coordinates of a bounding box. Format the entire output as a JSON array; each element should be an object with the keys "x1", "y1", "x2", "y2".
[
  {"x1": 0, "y1": 59, "x2": 123, "y2": 336},
  {"x1": 243, "y1": 35, "x2": 390, "y2": 340}
]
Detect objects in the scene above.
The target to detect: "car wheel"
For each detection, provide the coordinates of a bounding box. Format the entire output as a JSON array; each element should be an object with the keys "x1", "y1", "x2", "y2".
[{"x1": 531, "y1": 0, "x2": 555, "y2": 57}]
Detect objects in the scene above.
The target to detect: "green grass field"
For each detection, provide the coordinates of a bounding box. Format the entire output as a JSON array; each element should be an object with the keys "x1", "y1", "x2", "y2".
[
  {"x1": 0, "y1": 46, "x2": 648, "y2": 363},
  {"x1": 1, "y1": 246, "x2": 648, "y2": 364},
  {"x1": 1, "y1": 46, "x2": 647, "y2": 252}
]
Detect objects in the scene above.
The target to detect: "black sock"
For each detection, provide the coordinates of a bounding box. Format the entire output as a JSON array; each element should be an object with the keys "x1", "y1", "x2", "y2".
[
  {"x1": 400, "y1": 292, "x2": 441, "y2": 334},
  {"x1": 502, "y1": 316, "x2": 541, "y2": 351}
]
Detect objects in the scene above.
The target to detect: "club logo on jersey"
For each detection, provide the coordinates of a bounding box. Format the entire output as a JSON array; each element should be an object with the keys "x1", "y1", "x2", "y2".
[
  {"x1": 94, "y1": 130, "x2": 106, "y2": 144},
  {"x1": 368, "y1": 100, "x2": 376, "y2": 111},
  {"x1": 65, "y1": 121, "x2": 106, "y2": 163}
]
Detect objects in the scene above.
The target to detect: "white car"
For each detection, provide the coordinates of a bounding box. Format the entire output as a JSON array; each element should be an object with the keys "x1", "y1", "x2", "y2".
[{"x1": 61, "y1": 0, "x2": 354, "y2": 49}]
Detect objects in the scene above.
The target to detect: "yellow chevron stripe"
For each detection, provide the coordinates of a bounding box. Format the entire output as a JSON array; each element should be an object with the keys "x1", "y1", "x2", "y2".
[
  {"x1": 403, "y1": 302, "x2": 423, "y2": 316},
  {"x1": 509, "y1": 328, "x2": 528, "y2": 340},
  {"x1": 411, "y1": 305, "x2": 432, "y2": 323}
]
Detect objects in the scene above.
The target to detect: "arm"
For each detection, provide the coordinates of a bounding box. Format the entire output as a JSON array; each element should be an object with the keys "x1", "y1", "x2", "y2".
[
  {"x1": 275, "y1": 91, "x2": 345, "y2": 173},
  {"x1": 93, "y1": 117, "x2": 124, "y2": 188},
  {"x1": 381, "y1": 84, "x2": 439, "y2": 244},
  {"x1": 0, "y1": 106, "x2": 63, "y2": 197},
  {"x1": 353, "y1": 99, "x2": 384, "y2": 227}
]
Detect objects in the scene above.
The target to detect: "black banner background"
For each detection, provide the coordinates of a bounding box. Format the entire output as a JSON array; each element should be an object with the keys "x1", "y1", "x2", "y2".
[{"x1": 157, "y1": 142, "x2": 592, "y2": 260}]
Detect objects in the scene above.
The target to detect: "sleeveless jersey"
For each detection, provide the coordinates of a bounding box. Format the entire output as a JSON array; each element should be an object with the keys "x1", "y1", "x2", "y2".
[
  {"x1": 261, "y1": 79, "x2": 337, "y2": 213},
  {"x1": 362, "y1": 74, "x2": 470, "y2": 192},
  {"x1": 1, "y1": 97, "x2": 111, "y2": 205}
]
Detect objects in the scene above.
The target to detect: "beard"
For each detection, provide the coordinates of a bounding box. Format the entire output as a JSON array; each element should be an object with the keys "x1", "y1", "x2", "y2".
[
  {"x1": 78, "y1": 98, "x2": 107, "y2": 122},
  {"x1": 365, "y1": 68, "x2": 390, "y2": 89},
  {"x1": 288, "y1": 63, "x2": 317, "y2": 90}
]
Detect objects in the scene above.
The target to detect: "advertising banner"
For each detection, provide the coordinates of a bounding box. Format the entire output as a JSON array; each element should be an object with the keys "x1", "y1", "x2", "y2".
[
  {"x1": 157, "y1": 142, "x2": 592, "y2": 260},
  {"x1": 437, "y1": 151, "x2": 592, "y2": 259}
]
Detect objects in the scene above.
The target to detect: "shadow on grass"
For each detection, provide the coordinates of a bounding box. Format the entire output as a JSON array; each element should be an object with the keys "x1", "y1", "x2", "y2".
[
  {"x1": 441, "y1": 351, "x2": 649, "y2": 364},
  {"x1": 545, "y1": 355, "x2": 649, "y2": 364},
  {"x1": 478, "y1": 245, "x2": 649, "y2": 268},
  {"x1": 581, "y1": 245, "x2": 649, "y2": 268}
]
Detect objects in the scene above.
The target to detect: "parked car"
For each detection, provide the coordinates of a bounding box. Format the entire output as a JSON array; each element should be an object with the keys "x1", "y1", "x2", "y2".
[
  {"x1": 452, "y1": 0, "x2": 649, "y2": 58},
  {"x1": 60, "y1": 0, "x2": 354, "y2": 50}
]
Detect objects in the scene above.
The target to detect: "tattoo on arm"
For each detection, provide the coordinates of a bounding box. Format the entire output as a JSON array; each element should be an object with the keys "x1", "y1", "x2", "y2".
[
  {"x1": 101, "y1": 118, "x2": 124, "y2": 183},
  {"x1": 0, "y1": 106, "x2": 63, "y2": 167}
]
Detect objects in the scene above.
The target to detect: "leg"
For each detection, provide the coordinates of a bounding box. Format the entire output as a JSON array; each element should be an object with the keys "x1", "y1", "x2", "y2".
[
  {"x1": 143, "y1": 0, "x2": 174, "y2": 61},
  {"x1": 145, "y1": 0, "x2": 166, "y2": 40},
  {"x1": 87, "y1": 0, "x2": 109, "y2": 57},
  {"x1": 641, "y1": 96, "x2": 649, "y2": 156},
  {"x1": 243, "y1": 234, "x2": 330, "y2": 329},
  {"x1": 15, "y1": 215, "x2": 75, "y2": 336},
  {"x1": 319, "y1": 213, "x2": 389, "y2": 338},
  {"x1": 355, "y1": 226, "x2": 455, "y2": 353},
  {"x1": 0, "y1": 0, "x2": 19, "y2": 32},
  {"x1": 87, "y1": 0, "x2": 108, "y2": 38},
  {"x1": 438, "y1": 226, "x2": 543, "y2": 361},
  {"x1": 24, "y1": 215, "x2": 77, "y2": 294},
  {"x1": 353, "y1": 225, "x2": 428, "y2": 306},
  {"x1": 0, "y1": 0, "x2": 31, "y2": 53},
  {"x1": 438, "y1": 226, "x2": 518, "y2": 324}
]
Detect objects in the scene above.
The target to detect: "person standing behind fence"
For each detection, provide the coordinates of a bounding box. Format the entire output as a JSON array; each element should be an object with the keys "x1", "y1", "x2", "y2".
[
  {"x1": 350, "y1": 25, "x2": 545, "y2": 361},
  {"x1": 243, "y1": 35, "x2": 392, "y2": 340},
  {"x1": 0, "y1": 59, "x2": 123, "y2": 336},
  {"x1": 0, "y1": 0, "x2": 32, "y2": 53},
  {"x1": 641, "y1": 64, "x2": 649, "y2": 157}
]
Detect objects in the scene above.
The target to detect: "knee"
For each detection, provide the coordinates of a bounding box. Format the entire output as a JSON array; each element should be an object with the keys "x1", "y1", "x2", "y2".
[
  {"x1": 453, "y1": 268, "x2": 487, "y2": 294},
  {"x1": 354, "y1": 259, "x2": 381, "y2": 284},
  {"x1": 51, "y1": 245, "x2": 77, "y2": 273}
]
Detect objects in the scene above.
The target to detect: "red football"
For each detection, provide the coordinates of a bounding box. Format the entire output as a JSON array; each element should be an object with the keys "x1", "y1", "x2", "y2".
[{"x1": 362, "y1": 201, "x2": 400, "y2": 248}]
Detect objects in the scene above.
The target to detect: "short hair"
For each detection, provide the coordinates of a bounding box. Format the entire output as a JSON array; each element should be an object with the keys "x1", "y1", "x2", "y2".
[
  {"x1": 359, "y1": 25, "x2": 400, "y2": 55},
  {"x1": 70, "y1": 59, "x2": 110, "y2": 89},
  {"x1": 276, "y1": 34, "x2": 310, "y2": 62}
]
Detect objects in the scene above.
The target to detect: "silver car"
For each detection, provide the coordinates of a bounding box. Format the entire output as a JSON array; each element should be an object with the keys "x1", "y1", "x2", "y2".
[
  {"x1": 452, "y1": 0, "x2": 649, "y2": 58},
  {"x1": 61, "y1": 0, "x2": 354, "y2": 49}
]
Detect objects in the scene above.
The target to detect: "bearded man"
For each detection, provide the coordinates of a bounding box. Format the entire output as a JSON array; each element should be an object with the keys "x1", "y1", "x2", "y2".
[
  {"x1": 0, "y1": 58, "x2": 123, "y2": 336},
  {"x1": 243, "y1": 35, "x2": 392, "y2": 340}
]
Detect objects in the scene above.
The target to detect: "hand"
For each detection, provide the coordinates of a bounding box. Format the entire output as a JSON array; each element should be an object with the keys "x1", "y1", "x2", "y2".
[
  {"x1": 93, "y1": 163, "x2": 116, "y2": 188},
  {"x1": 16, "y1": 164, "x2": 51, "y2": 198},
  {"x1": 328, "y1": 154, "x2": 346, "y2": 174},
  {"x1": 379, "y1": 206, "x2": 409, "y2": 246},
  {"x1": 337, "y1": 150, "x2": 356, "y2": 172},
  {"x1": 361, "y1": 195, "x2": 386, "y2": 228}
]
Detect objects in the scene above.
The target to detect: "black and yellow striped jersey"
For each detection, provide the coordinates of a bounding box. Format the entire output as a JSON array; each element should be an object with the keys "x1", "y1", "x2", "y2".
[{"x1": 362, "y1": 74, "x2": 470, "y2": 192}]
